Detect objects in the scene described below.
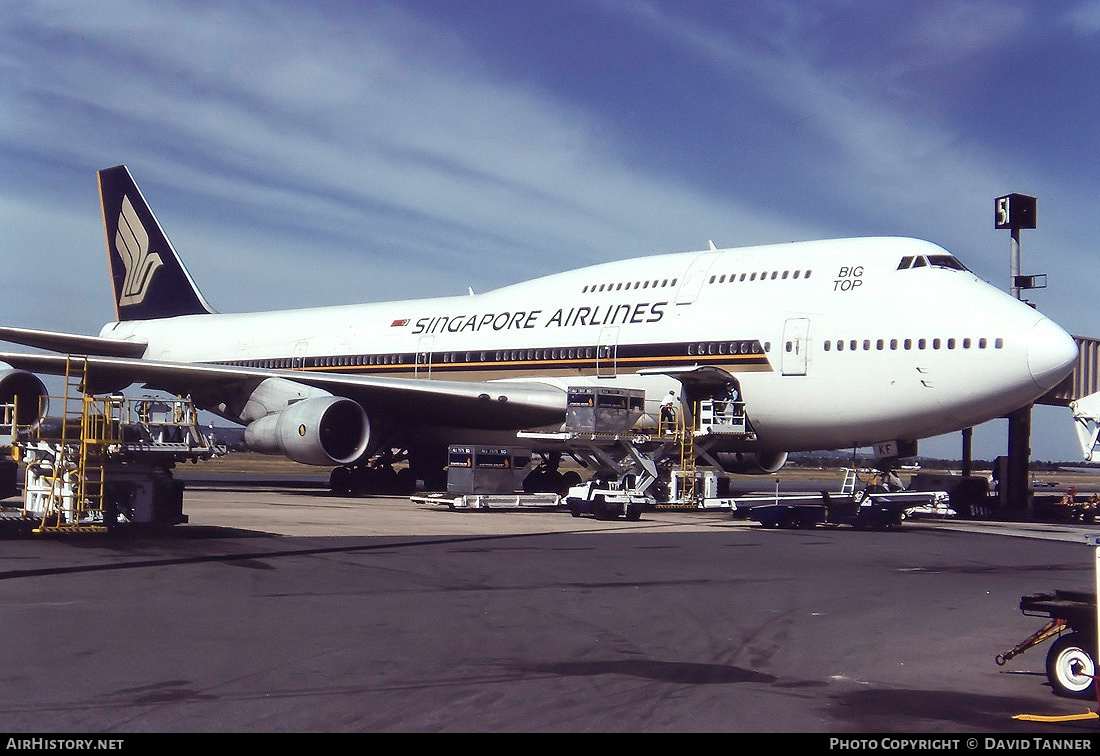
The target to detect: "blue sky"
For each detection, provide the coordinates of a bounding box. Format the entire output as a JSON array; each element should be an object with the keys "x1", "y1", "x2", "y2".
[{"x1": 1, "y1": 0, "x2": 1098, "y2": 460}]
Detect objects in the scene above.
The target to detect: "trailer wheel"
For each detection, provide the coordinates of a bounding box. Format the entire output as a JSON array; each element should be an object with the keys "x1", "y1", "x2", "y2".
[{"x1": 1046, "y1": 633, "x2": 1097, "y2": 699}]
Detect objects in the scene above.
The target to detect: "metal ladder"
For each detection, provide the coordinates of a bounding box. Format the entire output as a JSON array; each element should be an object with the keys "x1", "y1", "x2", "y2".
[
  {"x1": 29, "y1": 357, "x2": 114, "y2": 533},
  {"x1": 677, "y1": 403, "x2": 697, "y2": 503},
  {"x1": 656, "y1": 401, "x2": 699, "y2": 508},
  {"x1": 840, "y1": 467, "x2": 860, "y2": 497}
]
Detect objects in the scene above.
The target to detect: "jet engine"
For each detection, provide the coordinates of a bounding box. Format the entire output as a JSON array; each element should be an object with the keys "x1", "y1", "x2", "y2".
[
  {"x1": 0, "y1": 368, "x2": 49, "y2": 426},
  {"x1": 714, "y1": 451, "x2": 788, "y2": 475},
  {"x1": 243, "y1": 396, "x2": 371, "y2": 466}
]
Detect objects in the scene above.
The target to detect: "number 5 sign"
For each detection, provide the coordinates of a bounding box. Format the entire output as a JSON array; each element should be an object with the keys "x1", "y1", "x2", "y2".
[{"x1": 995, "y1": 193, "x2": 1037, "y2": 230}]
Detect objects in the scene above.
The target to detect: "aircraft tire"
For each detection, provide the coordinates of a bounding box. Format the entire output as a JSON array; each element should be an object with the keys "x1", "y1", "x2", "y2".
[
  {"x1": 395, "y1": 467, "x2": 415, "y2": 494},
  {"x1": 330, "y1": 466, "x2": 353, "y2": 495},
  {"x1": 523, "y1": 469, "x2": 556, "y2": 494},
  {"x1": 374, "y1": 465, "x2": 398, "y2": 493},
  {"x1": 350, "y1": 466, "x2": 375, "y2": 493},
  {"x1": 1046, "y1": 633, "x2": 1097, "y2": 699}
]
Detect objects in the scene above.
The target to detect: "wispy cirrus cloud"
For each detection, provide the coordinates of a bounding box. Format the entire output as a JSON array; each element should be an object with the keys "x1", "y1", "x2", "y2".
[
  {"x1": 0, "y1": 0, "x2": 1096, "y2": 459},
  {"x1": 1, "y1": 0, "x2": 821, "y2": 318}
]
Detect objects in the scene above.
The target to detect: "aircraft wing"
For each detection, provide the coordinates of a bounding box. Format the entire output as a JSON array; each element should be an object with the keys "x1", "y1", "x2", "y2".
[
  {"x1": 0, "y1": 326, "x2": 147, "y2": 358},
  {"x1": 0, "y1": 351, "x2": 567, "y2": 429}
]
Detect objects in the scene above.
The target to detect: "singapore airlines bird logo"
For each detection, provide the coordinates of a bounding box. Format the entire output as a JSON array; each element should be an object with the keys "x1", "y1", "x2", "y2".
[{"x1": 116, "y1": 195, "x2": 164, "y2": 306}]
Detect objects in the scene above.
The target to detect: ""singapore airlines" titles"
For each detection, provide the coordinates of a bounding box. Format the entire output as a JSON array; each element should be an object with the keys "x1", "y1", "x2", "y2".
[{"x1": 411, "y1": 300, "x2": 668, "y2": 335}]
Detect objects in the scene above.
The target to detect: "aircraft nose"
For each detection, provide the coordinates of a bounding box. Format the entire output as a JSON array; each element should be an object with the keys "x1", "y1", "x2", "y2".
[{"x1": 1028, "y1": 317, "x2": 1078, "y2": 391}]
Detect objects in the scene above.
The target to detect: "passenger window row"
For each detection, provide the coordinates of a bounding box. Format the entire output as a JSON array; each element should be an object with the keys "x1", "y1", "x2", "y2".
[
  {"x1": 226, "y1": 354, "x2": 409, "y2": 369},
  {"x1": 219, "y1": 338, "x2": 779, "y2": 373},
  {"x1": 580, "y1": 268, "x2": 814, "y2": 294},
  {"x1": 708, "y1": 269, "x2": 813, "y2": 284},
  {"x1": 687, "y1": 341, "x2": 770, "y2": 356},
  {"x1": 582, "y1": 278, "x2": 678, "y2": 293},
  {"x1": 822, "y1": 337, "x2": 1004, "y2": 352}
]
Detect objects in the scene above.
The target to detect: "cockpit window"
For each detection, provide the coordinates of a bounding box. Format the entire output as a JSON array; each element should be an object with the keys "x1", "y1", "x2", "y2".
[
  {"x1": 897, "y1": 254, "x2": 970, "y2": 272},
  {"x1": 927, "y1": 255, "x2": 969, "y2": 271}
]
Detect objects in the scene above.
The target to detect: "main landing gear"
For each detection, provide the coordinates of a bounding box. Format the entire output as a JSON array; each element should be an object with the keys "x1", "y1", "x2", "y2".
[
  {"x1": 329, "y1": 462, "x2": 414, "y2": 495},
  {"x1": 330, "y1": 447, "x2": 448, "y2": 495}
]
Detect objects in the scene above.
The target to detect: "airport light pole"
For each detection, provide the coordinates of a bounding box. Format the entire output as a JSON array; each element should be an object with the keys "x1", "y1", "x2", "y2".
[{"x1": 995, "y1": 193, "x2": 1040, "y2": 517}]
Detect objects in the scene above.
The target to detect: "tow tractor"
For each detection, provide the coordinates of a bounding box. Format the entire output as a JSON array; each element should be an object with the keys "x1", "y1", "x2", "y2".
[
  {"x1": 997, "y1": 590, "x2": 1099, "y2": 699},
  {"x1": 564, "y1": 474, "x2": 650, "y2": 521}
]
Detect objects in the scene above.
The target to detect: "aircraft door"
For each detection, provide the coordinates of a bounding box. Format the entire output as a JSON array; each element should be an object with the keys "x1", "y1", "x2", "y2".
[
  {"x1": 781, "y1": 318, "x2": 810, "y2": 376},
  {"x1": 416, "y1": 335, "x2": 434, "y2": 378},
  {"x1": 597, "y1": 326, "x2": 619, "y2": 377},
  {"x1": 675, "y1": 251, "x2": 721, "y2": 305},
  {"x1": 292, "y1": 341, "x2": 308, "y2": 370}
]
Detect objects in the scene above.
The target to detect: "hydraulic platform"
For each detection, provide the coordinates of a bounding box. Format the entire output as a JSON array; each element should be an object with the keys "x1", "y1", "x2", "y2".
[
  {"x1": 518, "y1": 390, "x2": 754, "y2": 518},
  {"x1": 2, "y1": 358, "x2": 224, "y2": 533}
]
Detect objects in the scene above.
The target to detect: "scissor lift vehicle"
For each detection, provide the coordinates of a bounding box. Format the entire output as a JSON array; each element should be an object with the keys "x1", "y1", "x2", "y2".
[{"x1": 520, "y1": 385, "x2": 754, "y2": 519}]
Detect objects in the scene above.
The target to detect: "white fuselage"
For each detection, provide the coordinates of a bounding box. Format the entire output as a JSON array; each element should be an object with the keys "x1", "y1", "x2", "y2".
[{"x1": 99, "y1": 237, "x2": 1078, "y2": 453}]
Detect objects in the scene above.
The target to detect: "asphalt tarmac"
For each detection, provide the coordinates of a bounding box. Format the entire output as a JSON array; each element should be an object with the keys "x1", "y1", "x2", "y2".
[{"x1": 4, "y1": 480, "x2": 1100, "y2": 734}]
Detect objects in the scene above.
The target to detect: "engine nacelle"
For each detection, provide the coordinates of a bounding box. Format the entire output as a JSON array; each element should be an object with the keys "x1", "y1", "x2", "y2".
[
  {"x1": 714, "y1": 451, "x2": 789, "y2": 475},
  {"x1": 0, "y1": 368, "x2": 48, "y2": 426},
  {"x1": 243, "y1": 397, "x2": 371, "y2": 466}
]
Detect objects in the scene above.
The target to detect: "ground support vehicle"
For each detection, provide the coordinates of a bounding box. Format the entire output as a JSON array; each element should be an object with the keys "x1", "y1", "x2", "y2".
[
  {"x1": 413, "y1": 492, "x2": 561, "y2": 510},
  {"x1": 564, "y1": 478, "x2": 651, "y2": 521},
  {"x1": 996, "y1": 590, "x2": 1098, "y2": 699},
  {"x1": 3, "y1": 389, "x2": 223, "y2": 534},
  {"x1": 742, "y1": 488, "x2": 945, "y2": 530}
]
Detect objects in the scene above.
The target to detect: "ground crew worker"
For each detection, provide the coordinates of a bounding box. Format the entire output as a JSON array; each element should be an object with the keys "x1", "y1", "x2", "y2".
[{"x1": 660, "y1": 390, "x2": 678, "y2": 431}]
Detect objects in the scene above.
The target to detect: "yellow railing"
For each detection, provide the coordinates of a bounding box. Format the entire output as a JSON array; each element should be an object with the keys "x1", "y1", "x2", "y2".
[
  {"x1": 25, "y1": 358, "x2": 116, "y2": 532},
  {"x1": 657, "y1": 399, "x2": 699, "y2": 505}
]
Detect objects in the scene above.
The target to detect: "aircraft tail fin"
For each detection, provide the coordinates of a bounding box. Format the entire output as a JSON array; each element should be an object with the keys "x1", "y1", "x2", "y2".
[{"x1": 97, "y1": 165, "x2": 216, "y2": 322}]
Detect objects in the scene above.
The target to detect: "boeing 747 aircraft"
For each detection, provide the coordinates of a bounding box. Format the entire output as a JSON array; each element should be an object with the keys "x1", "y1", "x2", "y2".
[{"x1": 0, "y1": 166, "x2": 1079, "y2": 493}]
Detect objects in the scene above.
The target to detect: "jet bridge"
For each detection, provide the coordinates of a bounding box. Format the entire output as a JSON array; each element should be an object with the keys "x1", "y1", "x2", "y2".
[
  {"x1": 1041, "y1": 336, "x2": 1100, "y2": 463},
  {"x1": 1068, "y1": 391, "x2": 1100, "y2": 463}
]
